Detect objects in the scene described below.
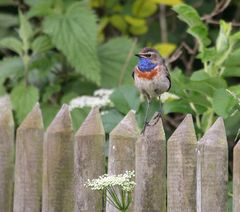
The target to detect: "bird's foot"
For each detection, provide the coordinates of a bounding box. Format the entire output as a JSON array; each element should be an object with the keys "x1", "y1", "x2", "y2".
[
  {"x1": 150, "y1": 112, "x2": 162, "y2": 126},
  {"x1": 141, "y1": 121, "x2": 150, "y2": 135}
]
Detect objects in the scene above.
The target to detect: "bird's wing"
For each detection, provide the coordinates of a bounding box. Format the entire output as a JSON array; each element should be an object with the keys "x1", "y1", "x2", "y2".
[
  {"x1": 159, "y1": 64, "x2": 171, "y2": 91},
  {"x1": 132, "y1": 67, "x2": 137, "y2": 79}
]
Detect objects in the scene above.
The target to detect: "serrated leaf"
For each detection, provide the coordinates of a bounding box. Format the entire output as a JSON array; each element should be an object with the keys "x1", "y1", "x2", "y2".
[
  {"x1": 98, "y1": 37, "x2": 139, "y2": 87},
  {"x1": 110, "y1": 85, "x2": 140, "y2": 114},
  {"x1": 43, "y1": 3, "x2": 100, "y2": 84},
  {"x1": 0, "y1": 37, "x2": 23, "y2": 55},
  {"x1": 10, "y1": 82, "x2": 39, "y2": 123},
  {"x1": 31, "y1": 35, "x2": 53, "y2": 54},
  {"x1": 132, "y1": 0, "x2": 157, "y2": 18},
  {"x1": 19, "y1": 11, "x2": 33, "y2": 51}
]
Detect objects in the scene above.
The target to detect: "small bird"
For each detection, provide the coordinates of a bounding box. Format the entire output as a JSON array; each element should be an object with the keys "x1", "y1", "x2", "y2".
[{"x1": 132, "y1": 47, "x2": 171, "y2": 133}]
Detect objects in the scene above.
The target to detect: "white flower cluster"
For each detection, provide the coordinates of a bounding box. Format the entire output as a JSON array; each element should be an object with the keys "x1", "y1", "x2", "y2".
[{"x1": 85, "y1": 171, "x2": 136, "y2": 192}]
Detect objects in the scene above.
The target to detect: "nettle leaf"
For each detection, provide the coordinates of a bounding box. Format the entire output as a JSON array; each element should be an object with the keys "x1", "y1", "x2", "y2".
[
  {"x1": 43, "y1": 2, "x2": 100, "y2": 84},
  {"x1": 110, "y1": 85, "x2": 140, "y2": 114},
  {"x1": 31, "y1": 35, "x2": 53, "y2": 54},
  {"x1": 10, "y1": 82, "x2": 39, "y2": 123},
  {"x1": 212, "y1": 88, "x2": 237, "y2": 118},
  {"x1": 98, "y1": 37, "x2": 139, "y2": 87},
  {"x1": 0, "y1": 37, "x2": 23, "y2": 55},
  {"x1": 19, "y1": 11, "x2": 33, "y2": 50}
]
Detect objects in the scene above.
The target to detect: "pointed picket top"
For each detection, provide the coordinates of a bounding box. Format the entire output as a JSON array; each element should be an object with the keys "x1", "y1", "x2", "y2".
[
  {"x1": 18, "y1": 103, "x2": 43, "y2": 130},
  {"x1": 168, "y1": 114, "x2": 196, "y2": 143},
  {"x1": 199, "y1": 117, "x2": 227, "y2": 147},
  {"x1": 0, "y1": 95, "x2": 13, "y2": 126},
  {"x1": 47, "y1": 104, "x2": 72, "y2": 133},
  {"x1": 76, "y1": 106, "x2": 104, "y2": 136},
  {"x1": 142, "y1": 113, "x2": 165, "y2": 141},
  {"x1": 110, "y1": 110, "x2": 139, "y2": 138},
  {"x1": 235, "y1": 139, "x2": 240, "y2": 150}
]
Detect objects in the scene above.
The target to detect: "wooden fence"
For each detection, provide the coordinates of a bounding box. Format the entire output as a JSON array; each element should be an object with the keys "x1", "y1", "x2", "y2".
[{"x1": 0, "y1": 95, "x2": 239, "y2": 212}]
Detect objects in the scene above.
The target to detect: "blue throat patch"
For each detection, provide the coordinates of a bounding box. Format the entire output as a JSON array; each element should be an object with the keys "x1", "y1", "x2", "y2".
[{"x1": 137, "y1": 57, "x2": 157, "y2": 72}]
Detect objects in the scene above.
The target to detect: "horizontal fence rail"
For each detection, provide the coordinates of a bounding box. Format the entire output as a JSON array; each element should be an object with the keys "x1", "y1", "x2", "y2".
[{"x1": 0, "y1": 96, "x2": 238, "y2": 212}]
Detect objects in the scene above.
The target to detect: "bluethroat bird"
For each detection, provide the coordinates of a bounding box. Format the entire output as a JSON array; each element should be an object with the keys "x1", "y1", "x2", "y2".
[{"x1": 132, "y1": 47, "x2": 171, "y2": 133}]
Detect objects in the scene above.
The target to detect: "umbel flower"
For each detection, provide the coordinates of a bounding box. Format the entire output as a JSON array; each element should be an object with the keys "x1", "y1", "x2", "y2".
[{"x1": 85, "y1": 171, "x2": 136, "y2": 212}]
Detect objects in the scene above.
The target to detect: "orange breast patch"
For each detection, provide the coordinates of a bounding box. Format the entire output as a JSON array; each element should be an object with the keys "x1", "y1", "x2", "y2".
[{"x1": 135, "y1": 67, "x2": 158, "y2": 80}]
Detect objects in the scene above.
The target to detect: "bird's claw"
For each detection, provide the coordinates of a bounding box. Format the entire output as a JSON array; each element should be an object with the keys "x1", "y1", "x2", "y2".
[{"x1": 141, "y1": 121, "x2": 150, "y2": 135}]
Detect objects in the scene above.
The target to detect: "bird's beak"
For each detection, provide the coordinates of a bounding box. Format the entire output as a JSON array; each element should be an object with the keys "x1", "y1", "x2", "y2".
[{"x1": 135, "y1": 53, "x2": 141, "y2": 58}]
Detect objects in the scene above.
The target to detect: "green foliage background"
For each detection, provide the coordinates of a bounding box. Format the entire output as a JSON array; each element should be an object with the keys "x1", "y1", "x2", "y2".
[{"x1": 0, "y1": 0, "x2": 239, "y2": 210}]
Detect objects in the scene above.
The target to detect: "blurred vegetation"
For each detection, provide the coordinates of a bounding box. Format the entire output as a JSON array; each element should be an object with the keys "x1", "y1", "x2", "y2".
[{"x1": 0, "y1": 0, "x2": 239, "y2": 209}]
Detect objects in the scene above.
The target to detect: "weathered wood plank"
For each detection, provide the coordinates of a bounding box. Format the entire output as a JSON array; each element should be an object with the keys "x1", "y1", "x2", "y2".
[
  {"x1": 0, "y1": 96, "x2": 14, "y2": 212},
  {"x1": 74, "y1": 107, "x2": 105, "y2": 212},
  {"x1": 167, "y1": 114, "x2": 197, "y2": 212},
  {"x1": 107, "y1": 110, "x2": 139, "y2": 212},
  {"x1": 42, "y1": 104, "x2": 74, "y2": 212},
  {"x1": 196, "y1": 117, "x2": 228, "y2": 212},
  {"x1": 13, "y1": 103, "x2": 44, "y2": 212},
  {"x1": 134, "y1": 115, "x2": 166, "y2": 212},
  {"x1": 233, "y1": 139, "x2": 240, "y2": 212}
]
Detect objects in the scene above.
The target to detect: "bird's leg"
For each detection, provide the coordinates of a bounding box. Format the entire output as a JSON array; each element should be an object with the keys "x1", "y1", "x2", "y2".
[
  {"x1": 151, "y1": 96, "x2": 163, "y2": 126},
  {"x1": 141, "y1": 97, "x2": 151, "y2": 134}
]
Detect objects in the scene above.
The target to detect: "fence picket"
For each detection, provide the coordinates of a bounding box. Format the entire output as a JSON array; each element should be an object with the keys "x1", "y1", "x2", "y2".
[
  {"x1": 196, "y1": 117, "x2": 228, "y2": 212},
  {"x1": 0, "y1": 96, "x2": 14, "y2": 212},
  {"x1": 74, "y1": 107, "x2": 105, "y2": 212},
  {"x1": 107, "y1": 110, "x2": 139, "y2": 212},
  {"x1": 167, "y1": 114, "x2": 197, "y2": 212},
  {"x1": 13, "y1": 103, "x2": 44, "y2": 212},
  {"x1": 42, "y1": 104, "x2": 74, "y2": 212},
  {"x1": 233, "y1": 140, "x2": 240, "y2": 212},
  {"x1": 134, "y1": 115, "x2": 167, "y2": 212}
]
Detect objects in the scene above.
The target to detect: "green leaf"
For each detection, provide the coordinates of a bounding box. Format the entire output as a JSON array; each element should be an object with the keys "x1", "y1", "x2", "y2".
[
  {"x1": 110, "y1": 85, "x2": 140, "y2": 114},
  {"x1": 31, "y1": 35, "x2": 53, "y2": 54},
  {"x1": 71, "y1": 107, "x2": 91, "y2": 132},
  {"x1": 223, "y1": 67, "x2": 240, "y2": 77},
  {"x1": 0, "y1": 13, "x2": 18, "y2": 28},
  {"x1": 98, "y1": 37, "x2": 139, "y2": 87},
  {"x1": 0, "y1": 57, "x2": 24, "y2": 82},
  {"x1": 43, "y1": 2, "x2": 101, "y2": 84},
  {"x1": 216, "y1": 20, "x2": 232, "y2": 53},
  {"x1": 0, "y1": 37, "x2": 23, "y2": 55},
  {"x1": 102, "y1": 109, "x2": 124, "y2": 133},
  {"x1": 41, "y1": 103, "x2": 60, "y2": 128},
  {"x1": 18, "y1": 11, "x2": 33, "y2": 51},
  {"x1": 173, "y1": 3, "x2": 210, "y2": 51},
  {"x1": 212, "y1": 88, "x2": 237, "y2": 118},
  {"x1": 190, "y1": 70, "x2": 210, "y2": 81},
  {"x1": 10, "y1": 82, "x2": 39, "y2": 123},
  {"x1": 132, "y1": 0, "x2": 157, "y2": 18},
  {"x1": 163, "y1": 99, "x2": 194, "y2": 114}
]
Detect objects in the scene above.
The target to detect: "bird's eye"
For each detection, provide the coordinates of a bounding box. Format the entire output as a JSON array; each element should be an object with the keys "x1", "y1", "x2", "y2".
[{"x1": 145, "y1": 54, "x2": 151, "y2": 57}]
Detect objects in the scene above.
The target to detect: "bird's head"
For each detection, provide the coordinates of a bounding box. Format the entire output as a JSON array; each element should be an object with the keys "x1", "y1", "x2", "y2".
[{"x1": 135, "y1": 47, "x2": 164, "y2": 64}]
